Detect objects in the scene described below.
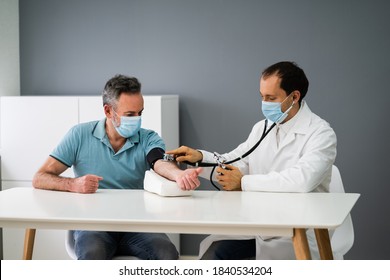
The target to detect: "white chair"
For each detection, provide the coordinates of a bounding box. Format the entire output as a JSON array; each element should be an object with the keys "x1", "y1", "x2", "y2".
[{"x1": 328, "y1": 165, "x2": 355, "y2": 259}]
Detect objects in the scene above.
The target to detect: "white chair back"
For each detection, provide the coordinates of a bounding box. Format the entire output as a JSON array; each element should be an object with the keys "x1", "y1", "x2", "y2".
[{"x1": 329, "y1": 165, "x2": 355, "y2": 259}]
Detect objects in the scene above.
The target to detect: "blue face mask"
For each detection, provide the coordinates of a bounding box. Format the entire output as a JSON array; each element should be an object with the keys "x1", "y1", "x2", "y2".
[
  {"x1": 261, "y1": 94, "x2": 294, "y2": 124},
  {"x1": 112, "y1": 111, "x2": 142, "y2": 138}
]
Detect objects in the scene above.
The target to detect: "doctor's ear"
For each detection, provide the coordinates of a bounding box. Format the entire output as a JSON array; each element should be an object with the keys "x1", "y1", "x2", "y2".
[{"x1": 292, "y1": 91, "x2": 301, "y2": 104}]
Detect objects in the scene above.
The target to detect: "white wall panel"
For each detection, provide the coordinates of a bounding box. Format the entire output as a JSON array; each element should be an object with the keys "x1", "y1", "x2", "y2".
[
  {"x1": 0, "y1": 97, "x2": 78, "y2": 181},
  {"x1": 78, "y1": 96, "x2": 105, "y2": 123},
  {"x1": 142, "y1": 96, "x2": 162, "y2": 135}
]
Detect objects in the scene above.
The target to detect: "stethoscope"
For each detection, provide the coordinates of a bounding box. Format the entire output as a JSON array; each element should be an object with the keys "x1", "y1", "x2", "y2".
[
  {"x1": 190, "y1": 119, "x2": 277, "y2": 190},
  {"x1": 198, "y1": 97, "x2": 295, "y2": 190},
  {"x1": 164, "y1": 98, "x2": 295, "y2": 190}
]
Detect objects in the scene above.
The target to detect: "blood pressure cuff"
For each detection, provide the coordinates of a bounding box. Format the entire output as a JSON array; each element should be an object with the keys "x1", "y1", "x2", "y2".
[{"x1": 147, "y1": 147, "x2": 165, "y2": 169}]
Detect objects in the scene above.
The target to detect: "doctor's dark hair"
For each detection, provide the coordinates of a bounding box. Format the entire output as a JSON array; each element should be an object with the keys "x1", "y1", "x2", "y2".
[
  {"x1": 102, "y1": 74, "x2": 141, "y2": 108},
  {"x1": 262, "y1": 61, "x2": 309, "y2": 104}
]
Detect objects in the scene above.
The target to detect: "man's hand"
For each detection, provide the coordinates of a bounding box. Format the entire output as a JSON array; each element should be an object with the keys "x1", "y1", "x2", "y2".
[
  {"x1": 71, "y1": 174, "x2": 103, "y2": 194},
  {"x1": 166, "y1": 146, "x2": 203, "y2": 164},
  {"x1": 216, "y1": 165, "x2": 243, "y2": 191},
  {"x1": 175, "y1": 167, "x2": 203, "y2": 190}
]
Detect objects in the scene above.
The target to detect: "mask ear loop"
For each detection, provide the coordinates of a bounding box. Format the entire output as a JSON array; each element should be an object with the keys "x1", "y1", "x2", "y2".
[
  {"x1": 275, "y1": 94, "x2": 295, "y2": 124},
  {"x1": 111, "y1": 108, "x2": 121, "y2": 127},
  {"x1": 284, "y1": 99, "x2": 295, "y2": 114}
]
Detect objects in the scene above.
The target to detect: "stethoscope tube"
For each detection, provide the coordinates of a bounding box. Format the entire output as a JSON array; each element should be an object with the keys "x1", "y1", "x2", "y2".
[
  {"x1": 187, "y1": 119, "x2": 276, "y2": 190},
  {"x1": 225, "y1": 119, "x2": 276, "y2": 165}
]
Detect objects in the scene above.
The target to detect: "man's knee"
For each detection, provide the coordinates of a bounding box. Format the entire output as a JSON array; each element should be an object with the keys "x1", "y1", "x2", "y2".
[
  {"x1": 74, "y1": 231, "x2": 115, "y2": 260},
  {"x1": 76, "y1": 245, "x2": 111, "y2": 260}
]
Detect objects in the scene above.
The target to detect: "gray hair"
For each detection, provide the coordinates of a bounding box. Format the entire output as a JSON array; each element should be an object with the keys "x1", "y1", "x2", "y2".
[{"x1": 102, "y1": 74, "x2": 142, "y2": 108}]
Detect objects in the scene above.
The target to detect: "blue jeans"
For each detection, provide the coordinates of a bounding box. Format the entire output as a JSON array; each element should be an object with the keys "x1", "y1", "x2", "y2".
[
  {"x1": 72, "y1": 230, "x2": 179, "y2": 260},
  {"x1": 200, "y1": 239, "x2": 256, "y2": 260}
]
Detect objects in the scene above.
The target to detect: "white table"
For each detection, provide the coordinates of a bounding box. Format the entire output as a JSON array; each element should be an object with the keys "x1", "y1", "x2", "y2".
[{"x1": 0, "y1": 188, "x2": 360, "y2": 260}]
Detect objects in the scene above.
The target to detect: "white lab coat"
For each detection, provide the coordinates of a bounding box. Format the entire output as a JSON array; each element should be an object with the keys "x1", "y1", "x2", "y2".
[{"x1": 198, "y1": 101, "x2": 337, "y2": 259}]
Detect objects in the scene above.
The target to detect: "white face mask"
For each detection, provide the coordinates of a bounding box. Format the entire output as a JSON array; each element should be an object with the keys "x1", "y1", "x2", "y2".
[
  {"x1": 261, "y1": 94, "x2": 294, "y2": 123},
  {"x1": 112, "y1": 110, "x2": 142, "y2": 138}
]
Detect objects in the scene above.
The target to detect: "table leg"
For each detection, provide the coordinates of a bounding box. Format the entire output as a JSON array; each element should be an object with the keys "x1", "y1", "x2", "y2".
[
  {"x1": 292, "y1": 228, "x2": 312, "y2": 260},
  {"x1": 314, "y1": 228, "x2": 334, "y2": 260},
  {"x1": 23, "y1": 228, "x2": 36, "y2": 260}
]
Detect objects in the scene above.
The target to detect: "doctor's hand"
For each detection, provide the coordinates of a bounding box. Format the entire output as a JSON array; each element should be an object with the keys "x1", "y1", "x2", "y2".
[
  {"x1": 71, "y1": 174, "x2": 103, "y2": 194},
  {"x1": 175, "y1": 167, "x2": 203, "y2": 191},
  {"x1": 166, "y1": 146, "x2": 203, "y2": 164},
  {"x1": 216, "y1": 165, "x2": 243, "y2": 191}
]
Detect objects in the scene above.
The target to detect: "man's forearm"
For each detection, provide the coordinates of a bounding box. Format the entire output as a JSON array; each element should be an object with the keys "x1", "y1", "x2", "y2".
[
  {"x1": 32, "y1": 172, "x2": 74, "y2": 192},
  {"x1": 152, "y1": 160, "x2": 182, "y2": 181}
]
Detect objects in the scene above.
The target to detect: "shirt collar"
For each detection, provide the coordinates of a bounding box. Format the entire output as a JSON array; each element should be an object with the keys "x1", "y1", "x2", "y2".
[
  {"x1": 93, "y1": 118, "x2": 107, "y2": 140},
  {"x1": 277, "y1": 102, "x2": 303, "y2": 134}
]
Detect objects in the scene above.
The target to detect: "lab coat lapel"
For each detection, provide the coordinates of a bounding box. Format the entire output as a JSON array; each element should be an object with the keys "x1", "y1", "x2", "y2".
[
  {"x1": 269, "y1": 123, "x2": 279, "y2": 153},
  {"x1": 278, "y1": 102, "x2": 312, "y2": 150},
  {"x1": 278, "y1": 129, "x2": 295, "y2": 150}
]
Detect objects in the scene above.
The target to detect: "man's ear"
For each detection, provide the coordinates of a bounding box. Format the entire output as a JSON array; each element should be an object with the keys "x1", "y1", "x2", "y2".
[{"x1": 103, "y1": 104, "x2": 112, "y2": 118}]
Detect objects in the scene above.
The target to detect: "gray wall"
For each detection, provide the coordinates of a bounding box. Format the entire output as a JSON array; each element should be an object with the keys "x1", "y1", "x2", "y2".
[
  {"x1": 1, "y1": 0, "x2": 20, "y2": 260},
  {"x1": 19, "y1": 0, "x2": 390, "y2": 259},
  {"x1": 0, "y1": 0, "x2": 20, "y2": 97}
]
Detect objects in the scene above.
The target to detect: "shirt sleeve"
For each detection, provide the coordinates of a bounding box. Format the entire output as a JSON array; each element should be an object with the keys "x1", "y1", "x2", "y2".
[
  {"x1": 142, "y1": 129, "x2": 166, "y2": 156},
  {"x1": 50, "y1": 126, "x2": 79, "y2": 168}
]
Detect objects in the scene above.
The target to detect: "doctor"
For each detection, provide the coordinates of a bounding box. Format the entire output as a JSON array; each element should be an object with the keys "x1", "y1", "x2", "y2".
[{"x1": 167, "y1": 61, "x2": 337, "y2": 259}]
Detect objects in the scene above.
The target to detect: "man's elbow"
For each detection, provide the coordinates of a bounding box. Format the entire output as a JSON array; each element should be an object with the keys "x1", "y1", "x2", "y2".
[{"x1": 32, "y1": 173, "x2": 41, "y2": 189}]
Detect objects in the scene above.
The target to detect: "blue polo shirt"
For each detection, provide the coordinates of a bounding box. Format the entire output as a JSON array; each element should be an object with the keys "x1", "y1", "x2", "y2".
[{"x1": 50, "y1": 119, "x2": 165, "y2": 189}]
